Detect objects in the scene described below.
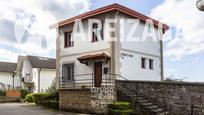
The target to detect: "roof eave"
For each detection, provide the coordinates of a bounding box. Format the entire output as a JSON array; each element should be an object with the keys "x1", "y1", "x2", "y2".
[{"x1": 50, "y1": 3, "x2": 169, "y2": 31}]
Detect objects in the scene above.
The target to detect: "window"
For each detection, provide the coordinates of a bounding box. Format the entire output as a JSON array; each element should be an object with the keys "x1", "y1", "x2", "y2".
[
  {"x1": 92, "y1": 22, "x2": 103, "y2": 42},
  {"x1": 92, "y1": 23, "x2": 98, "y2": 42},
  {"x1": 141, "y1": 58, "x2": 146, "y2": 69},
  {"x1": 149, "y1": 59, "x2": 153, "y2": 70},
  {"x1": 64, "y1": 32, "x2": 74, "y2": 48},
  {"x1": 62, "y1": 63, "x2": 74, "y2": 82}
]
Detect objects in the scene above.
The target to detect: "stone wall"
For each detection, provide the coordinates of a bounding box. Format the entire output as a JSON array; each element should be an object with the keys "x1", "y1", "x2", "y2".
[
  {"x1": 117, "y1": 80, "x2": 204, "y2": 115},
  {"x1": 59, "y1": 87, "x2": 116, "y2": 113},
  {"x1": 59, "y1": 89, "x2": 92, "y2": 113},
  {"x1": 0, "y1": 96, "x2": 21, "y2": 103},
  {"x1": 6, "y1": 90, "x2": 21, "y2": 97}
]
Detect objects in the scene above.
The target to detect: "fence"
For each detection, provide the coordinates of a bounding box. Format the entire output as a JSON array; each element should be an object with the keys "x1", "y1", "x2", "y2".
[{"x1": 59, "y1": 73, "x2": 121, "y2": 89}]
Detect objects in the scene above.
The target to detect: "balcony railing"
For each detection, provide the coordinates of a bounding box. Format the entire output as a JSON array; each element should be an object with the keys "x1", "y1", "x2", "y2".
[
  {"x1": 23, "y1": 76, "x2": 33, "y2": 83},
  {"x1": 59, "y1": 73, "x2": 124, "y2": 89}
]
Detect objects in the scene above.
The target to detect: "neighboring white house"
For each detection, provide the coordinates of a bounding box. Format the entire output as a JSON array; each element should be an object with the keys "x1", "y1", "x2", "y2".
[
  {"x1": 0, "y1": 62, "x2": 21, "y2": 90},
  {"x1": 53, "y1": 3, "x2": 169, "y2": 88},
  {"x1": 16, "y1": 55, "x2": 56, "y2": 93}
]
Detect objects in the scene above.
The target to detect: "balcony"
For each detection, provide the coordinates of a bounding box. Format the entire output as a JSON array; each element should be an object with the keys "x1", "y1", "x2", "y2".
[{"x1": 23, "y1": 75, "x2": 33, "y2": 83}]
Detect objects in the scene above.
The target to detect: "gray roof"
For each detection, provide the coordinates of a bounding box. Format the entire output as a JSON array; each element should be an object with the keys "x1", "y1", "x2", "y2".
[
  {"x1": 0, "y1": 62, "x2": 17, "y2": 73},
  {"x1": 27, "y1": 55, "x2": 56, "y2": 69}
]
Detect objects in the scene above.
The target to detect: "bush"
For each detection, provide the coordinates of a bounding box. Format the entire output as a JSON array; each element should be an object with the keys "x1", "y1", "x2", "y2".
[
  {"x1": 0, "y1": 90, "x2": 5, "y2": 96},
  {"x1": 108, "y1": 102, "x2": 133, "y2": 115},
  {"x1": 43, "y1": 100, "x2": 59, "y2": 109},
  {"x1": 19, "y1": 89, "x2": 28, "y2": 99},
  {"x1": 25, "y1": 93, "x2": 33, "y2": 103},
  {"x1": 32, "y1": 93, "x2": 51, "y2": 105},
  {"x1": 46, "y1": 80, "x2": 57, "y2": 94}
]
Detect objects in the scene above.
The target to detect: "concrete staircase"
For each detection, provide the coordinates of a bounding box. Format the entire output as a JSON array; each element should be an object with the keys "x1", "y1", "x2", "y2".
[{"x1": 116, "y1": 83, "x2": 170, "y2": 115}]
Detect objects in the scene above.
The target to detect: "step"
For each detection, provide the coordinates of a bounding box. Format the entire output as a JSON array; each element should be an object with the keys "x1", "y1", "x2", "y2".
[
  {"x1": 157, "y1": 111, "x2": 169, "y2": 115},
  {"x1": 151, "y1": 108, "x2": 164, "y2": 113},
  {"x1": 140, "y1": 102, "x2": 153, "y2": 106},
  {"x1": 145, "y1": 105, "x2": 159, "y2": 110}
]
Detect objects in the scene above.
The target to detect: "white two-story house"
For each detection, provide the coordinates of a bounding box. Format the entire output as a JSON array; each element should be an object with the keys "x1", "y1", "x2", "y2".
[
  {"x1": 53, "y1": 3, "x2": 168, "y2": 89},
  {"x1": 0, "y1": 62, "x2": 21, "y2": 90},
  {"x1": 16, "y1": 55, "x2": 56, "y2": 92},
  {"x1": 52, "y1": 3, "x2": 169, "y2": 113}
]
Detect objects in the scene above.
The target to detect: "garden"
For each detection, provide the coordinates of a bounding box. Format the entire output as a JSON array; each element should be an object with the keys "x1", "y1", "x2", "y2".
[{"x1": 24, "y1": 81, "x2": 59, "y2": 109}]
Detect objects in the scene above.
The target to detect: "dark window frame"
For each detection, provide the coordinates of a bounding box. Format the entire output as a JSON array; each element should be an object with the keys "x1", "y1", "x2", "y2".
[
  {"x1": 149, "y1": 59, "x2": 154, "y2": 70},
  {"x1": 62, "y1": 63, "x2": 74, "y2": 82},
  {"x1": 64, "y1": 31, "x2": 74, "y2": 48},
  {"x1": 141, "y1": 58, "x2": 146, "y2": 69},
  {"x1": 91, "y1": 21, "x2": 103, "y2": 42},
  {"x1": 92, "y1": 23, "x2": 98, "y2": 42}
]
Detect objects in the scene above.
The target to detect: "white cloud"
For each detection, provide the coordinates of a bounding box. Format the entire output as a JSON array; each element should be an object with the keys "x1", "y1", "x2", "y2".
[
  {"x1": 0, "y1": 0, "x2": 91, "y2": 62},
  {"x1": 150, "y1": 0, "x2": 204, "y2": 60},
  {"x1": 0, "y1": 49, "x2": 25, "y2": 62}
]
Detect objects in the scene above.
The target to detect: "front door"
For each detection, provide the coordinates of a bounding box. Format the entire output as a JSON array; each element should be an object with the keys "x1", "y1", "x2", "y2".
[{"x1": 94, "y1": 62, "x2": 102, "y2": 87}]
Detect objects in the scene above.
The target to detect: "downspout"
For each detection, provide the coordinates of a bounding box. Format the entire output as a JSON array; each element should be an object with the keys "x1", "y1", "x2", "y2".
[
  {"x1": 12, "y1": 74, "x2": 15, "y2": 90},
  {"x1": 160, "y1": 38, "x2": 164, "y2": 81},
  {"x1": 38, "y1": 68, "x2": 42, "y2": 92},
  {"x1": 111, "y1": 11, "x2": 120, "y2": 75}
]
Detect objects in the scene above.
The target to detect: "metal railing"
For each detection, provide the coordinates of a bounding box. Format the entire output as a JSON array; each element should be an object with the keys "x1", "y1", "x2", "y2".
[
  {"x1": 0, "y1": 82, "x2": 13, "y2": 91},
  {"x1": 23, "y1": 76, "x2": 33, "y2": 83},
  {"x1": 59, "y1": 73, "x2": 120, "y2": 89},
  {"x1": 0, "y1": 82, "x2": 5, "y2": 91}
]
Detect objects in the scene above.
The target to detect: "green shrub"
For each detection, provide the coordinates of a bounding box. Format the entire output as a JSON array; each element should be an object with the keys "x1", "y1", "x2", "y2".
[
  {"x1": 25, "y1": 93, "x2": 33, "y2": 103},
  {"x1": 32, "y1": 93, "x2": 50, "y2": 105},
  {"x1": 108, "y1": 102, "x2": 133, "y2": 115},
  {"x1": 46, "y1": 80, "x2": 59, "y2": 101},
  {"x1": 44, "y1": 100, "x2": 59, "y2": 109},
  {"x1": 46, "y1": 80, "x2": 57, "y2": 94},
  {"x1": 108, "y1": 109, "x2": 133, "y2": 115},
  {"x1": 29, "y1": 92, "x2": 58, "y2": 109},
  {"x1": 0, "y1": 90, "x2": 5, "y2": 96},
  {"x1": 19, "y1": 89, "x2": 28, "y2": 99}
]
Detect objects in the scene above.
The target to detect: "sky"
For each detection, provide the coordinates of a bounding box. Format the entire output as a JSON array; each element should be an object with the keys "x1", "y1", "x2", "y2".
[{"x1": 0, "y1": 0, "x2": 203, "y2": 81}]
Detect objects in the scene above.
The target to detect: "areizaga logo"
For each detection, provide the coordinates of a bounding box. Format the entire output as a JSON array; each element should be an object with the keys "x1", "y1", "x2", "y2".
[
  {"x1": 14, "y1": 15, "x2": 47, "y2": 48},
  {"x1": 63, "y1": 19, "x2": 177, "y2": 42}
]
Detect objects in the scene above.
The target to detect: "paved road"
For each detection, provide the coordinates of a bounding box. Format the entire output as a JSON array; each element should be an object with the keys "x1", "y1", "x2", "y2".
[{"x1": 0, "y1": 103, "x2": 89, "y2": 115}]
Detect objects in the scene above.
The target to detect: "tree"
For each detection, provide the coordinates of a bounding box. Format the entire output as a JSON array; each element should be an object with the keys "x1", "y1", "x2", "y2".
[{"x1": 46, "y1": 80, "x2": 57, "y2": 94}]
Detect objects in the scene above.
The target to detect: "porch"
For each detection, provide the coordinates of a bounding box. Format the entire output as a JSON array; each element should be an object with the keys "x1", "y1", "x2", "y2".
[
  {"x1": 60, "y1": 52, "x2": 119, "y2": 89},
  {"x1": 59, "y1": 53, "x2": 119, "y2": 113}
]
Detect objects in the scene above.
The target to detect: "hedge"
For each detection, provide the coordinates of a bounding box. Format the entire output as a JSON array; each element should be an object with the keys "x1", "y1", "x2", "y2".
[
  {"x1": 25, "y1": 93, "x2": 33, "y2": 103},
  {"x1": 43, "y1": 100, "x2": 59, "y2": 109},
  {"x1": 19, "y1": 89, "x2": 29, "y2": 99},
  {"x1": 25, "y1": 93, "x2": 59, "y2": 109},
  {"x1": 108, "y1": 102, "x2": 133, "y2": 115},
  {"x1": 0, "y1": 90, "x2": 5, "y2": 96},
  {"x1": 32, "y1": 93, "x2": 51, "y2": 105}
]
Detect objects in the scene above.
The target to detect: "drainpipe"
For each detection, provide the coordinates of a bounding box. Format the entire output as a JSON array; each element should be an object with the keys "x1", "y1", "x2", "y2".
[
  {"x1": 12, "y1": 74, "x2": 15, "y2": 90},
  {"x1": 111, "y1": 11, "x2": 120, "y2": 75},
  {"x1": 38, "y1": 68, "x2": 42, "y2": 93},
  {"x1": 12, "y1": 71, "x2": 17, "y2": 90},
  {"x1": 160, "y1": 38, "x2": 164, "y2": 81}
]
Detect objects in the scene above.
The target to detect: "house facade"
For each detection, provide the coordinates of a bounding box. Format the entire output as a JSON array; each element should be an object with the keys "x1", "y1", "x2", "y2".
[
  {"x1": 0, "y1": 62, "x2": 20, "y2": 90},
  {"x1": 16, "y1": 56, "x2": 56, "y2": 93},
  {"x1": 53, "y1": 3, "x2": 168, "y2": 113}
]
